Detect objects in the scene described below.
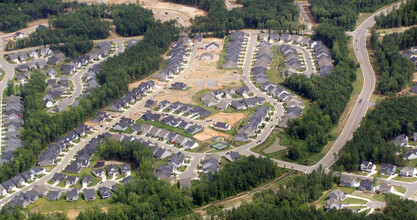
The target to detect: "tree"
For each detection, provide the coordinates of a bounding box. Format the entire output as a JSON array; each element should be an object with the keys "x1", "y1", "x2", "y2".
[{"x1": 6, "y1": 80, "x2": 14, "y2": 96}]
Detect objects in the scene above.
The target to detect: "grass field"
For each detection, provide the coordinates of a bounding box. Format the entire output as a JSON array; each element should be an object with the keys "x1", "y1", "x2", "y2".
[
  {"x1": 266, "y1": 46, "x2": 284, "y2": 84},
  {"x1": 136, "y1": 119, "x2": 194, "y2": 138},
  {"x1": 394, "y1": 186, "x2": 407, "y2": 194},
  {"x1": 26, "y1": 192, "x2": 114, "y2": 213},
  {"x1": 343, "y1": 197, "x2": 368, "y2": 204},
  {"x1": 392, "y1": 176, "x2": 417, "y2": 182},
  {"x1": 372, "y1": 194, "x2": 386, "y2": 202},
  {"x1": 217, "y1": 36, "x2": 231, "y2": 69}
]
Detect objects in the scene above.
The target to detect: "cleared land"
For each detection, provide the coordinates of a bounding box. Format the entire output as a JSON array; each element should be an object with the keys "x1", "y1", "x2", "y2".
[
  {"x1": 73, "y1": 0, "x2": 206, "y2": 27},
  {"x1": 263, "y1": 137, "x2": 286, "y2": 154}
]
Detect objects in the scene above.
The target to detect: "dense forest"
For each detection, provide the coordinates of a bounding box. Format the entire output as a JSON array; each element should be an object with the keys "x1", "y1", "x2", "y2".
[
  {"x1": 0, "y1": 21, "x2": 179, "y2": 183},
  {"x1": 112, "y1": 4, "x2": 155, "y2": 37},
  {"x1": 5, "y1": 5, "x2": 110, "y2": 57},
  {"x1": 0, "y1": 0, "x2": 76, "y2": 33},
  {"x1": 375, "y1": 0, "x2": 417, "y2": 28},
  {"x1": 310, "y1": 0, "x2": 396, "y2": 30},
  {"x1": 5, "y1": 3, "x2": 156, "y2": 56},
  {"x1": 336, "y1": 96, "x2": 417, "y2": 171},
  {"x1": 98, "y1": 140, "x2": 153, "y2": 168},
  {"x1": 371, "y1": 28, "x2": 415, "y2": 95},
  {"x1": 165, "y1": 0, "x2": 301, "y2": 36},
  {"x1": 192, "y1": 155, "x2": 278, "y2": 206},
  {"x1": 283, "y1": 23, "x2": 357, "y2": 157}
]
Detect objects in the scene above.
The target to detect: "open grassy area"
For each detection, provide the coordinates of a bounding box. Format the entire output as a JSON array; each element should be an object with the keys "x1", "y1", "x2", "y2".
[
  {"x1": 338, "y1": 187, "x2": 357, "y2": 194},
  {"x1": 0, "y1": 70, "x2": 6, "y2": 82},
  {"x1": 394, "y1": 185, "x2": 407, "y2": 194},
  {"x1": 343, "y1": 197, "x2": 368, "y2": 204},
  {"x1": 372, "y1": 194, "x2": 386, "y2": 202},
  {"x1": 26, "y1": 192, "x2": 114, "y2": 213},
  {"x1": 109, "y1": 126, "x2": 133, "y2": 134},
  {"x1": 217, "y1": 36, "x2": 231, "y2": 69},
  {"x1": 407, "y1": 159, "x2": 417, "y2": 167},
  {"x1": 392, "y1": 176, "x2": 417, "y2": 182},
  {"x1": 136, "y1": 119, "x2": 194, "y2": 138},
  {"x1": 266, "y1": 45, "x2": 284, "y2": 84}
]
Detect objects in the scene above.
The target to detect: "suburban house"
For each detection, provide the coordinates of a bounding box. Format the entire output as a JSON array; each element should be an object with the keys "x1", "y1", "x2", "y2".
[
  {"x1": 225, "y1": 151, "x2": 240, "y2": 162},
  {"x1": 120, "y1": 163, "x2": 131, "y2": 176},
  {"x1": 327, "y1": 189, "x2": 345, "y2": 201},
  {"x1": 205, "y1": 42, "x2": 220, "y2": 50},
  {"x1": 378, "y1": 182, "x2": 393, "y2": 194},
  {"x1": 360, "y1": 161, "x2": 376, "y2": 172},
  {"x1": 202, "y1": 154, "x2": 220, "y2": 173},
  {"x1": 200, "y1": 52, "x2": 213, "y2": 60},
  {"x1": 394, "y1": 134, "x2": 408, "y2": 146},
  {"x1": 400, "y1": 167, "x2": 416, "y2": 177},
  {"x1": 47, "y1": 190, "x2": 63, "y2": 201},
  {"x1": 83, "y1": 189, "x2": 97, "y2": 201},
  {"x1": 213, "y1": 122, "x2": 231, "y2": 131},
  {"x1": 325, "y1": 198, "x2": 341, "y2": 211},
  {"x1": 98, "y1": 187, "x2": 113, "y2": 199},
  {"x1": 358, "y1": 179, "x2": 375, "y2": 191},
  {"x1": 33, "y1": 184, "x2": 48, "y2": 197},
  {"x1": 66, "y1": 176, "x2": 79, "y2": 186},
  {"x1": 171, "y1": 82, "x2": 187, "y2": 90},
  {"x1": 92, "y1": 168, "x2": 105, "y2": 177},
  {"x1": 222, "y1": 31, "x2": 245, "y2": 69},
  {"x1": 66, "y1": 188, "x2": 80, "y2": 201},
  {"x1": 51, "y1": 173, "x2": 67, "y2": 183},
  {"x1": 340, "y1": 175, "x2": 356, "y2": 188},
  {"x1": 106, "y1": 165, "x2": 119, "y2": 177},
  {"x1": 380, "y1": 163, "x2": 396, "y2": 176},
  {"x1": 406, "y1": 149, "x2": 417, "y2": 160}
]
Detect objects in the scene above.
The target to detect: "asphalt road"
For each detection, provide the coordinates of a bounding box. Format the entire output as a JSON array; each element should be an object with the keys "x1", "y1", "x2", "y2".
[
  {"x1": 271, "y1": 42, "x2": 315, "y2": 76},
  {"x1": 1, "y1": 1, "x2": 415, "y2": 206},
  {"x1": 53, "y1": 40, "x2": 128, "y2": 112}
]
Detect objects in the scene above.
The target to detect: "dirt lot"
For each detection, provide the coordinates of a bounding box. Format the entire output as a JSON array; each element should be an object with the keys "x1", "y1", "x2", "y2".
[
  {"x1": 194, "y1": 127, "x2": 229, "y2": 141},
  {"x1": 193, "y1": 112, "x2": 244, "y2": 141},
  {"x1": 207, "y1": 112, "x2": 244, "y2": 127},
  {"x1": 74, "y1": 0, "x2": 205, "y2": 27},
  {"x1": 153, "y1": 37, "x2": 242, "y2": 104},
  {"x1": 67, "y1": 207, "x2": 108, "y2": 220}
]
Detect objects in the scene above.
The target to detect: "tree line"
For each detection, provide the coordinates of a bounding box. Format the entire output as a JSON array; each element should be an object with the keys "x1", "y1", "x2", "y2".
[
  {"x1": 192, "y1": 155, "x2": 278, "y2": 206},
  {"x1": 5, "y1": 3, "x2": 156, "y2": 57},
  {"x1": 371, "y1": 28, "x2": 415, "y2": 95},
  {"x1": 0, "y1": 21, "x2": 179, "y2": 183},
  {"x1": 283, "y1": 23, "x2": 357, "y2": 158},
  {"x1": 375, "y1": 0, "x2": 417, "y2": 28},
  {"x1": 165, "y1": 0, "x2": 301, "y2": 37},
  {"x1": 310, "y1": 0, "x2": 396, "y2": 30},
  {"x1": 0, "y1": 0, "x2": 77, "y2": 33},
  {"x1": 336, "y1": 96, "x2": 417, "y2": 171}
]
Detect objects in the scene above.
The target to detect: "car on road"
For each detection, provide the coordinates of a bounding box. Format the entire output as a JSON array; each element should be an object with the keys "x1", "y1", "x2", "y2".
[{"x1": 359, "y1": 99, "x2": 362, "y2": 103}]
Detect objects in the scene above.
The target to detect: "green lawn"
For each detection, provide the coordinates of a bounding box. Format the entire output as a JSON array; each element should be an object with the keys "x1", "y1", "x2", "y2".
[
  {"x1": 407, "y1": 159, "x2": 417, "y2": 167},
  {"x1": 338, "y1": 186, "x2": 357, "y2": 194},
  {"x1": 392, "y1": 176, "x2": 417, "y2": 182},
  {"x1": 394, "y1": 186, "x2": 407, "y2": 194},
  {"x1": 26, "y1": 192, "x2": 114, "y2": 213},
  {"x1": 136, "y1": 119, "x2": 194, "y2": 138},
  {"x1": 177, "y1": 166, "x2": 187, "y2": 172},
  {"x1": 342, "y1": 197, "x2": 368, "y2": 204},
  {"x1": 0, "y1": 70, "x2": 6, "y2": 81},
  {"x1": 217, "y1": 36, "x2": 231, "y2": 69},
  {"x1": 109, "y1": 126, "x2": 133, "y2": 134},
  {"x1": 372, "y1": 194, "x2": 386, "y2": 202},
  {"x1": 266, "y1": 45, "x2": 285, "y2": 84}
]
